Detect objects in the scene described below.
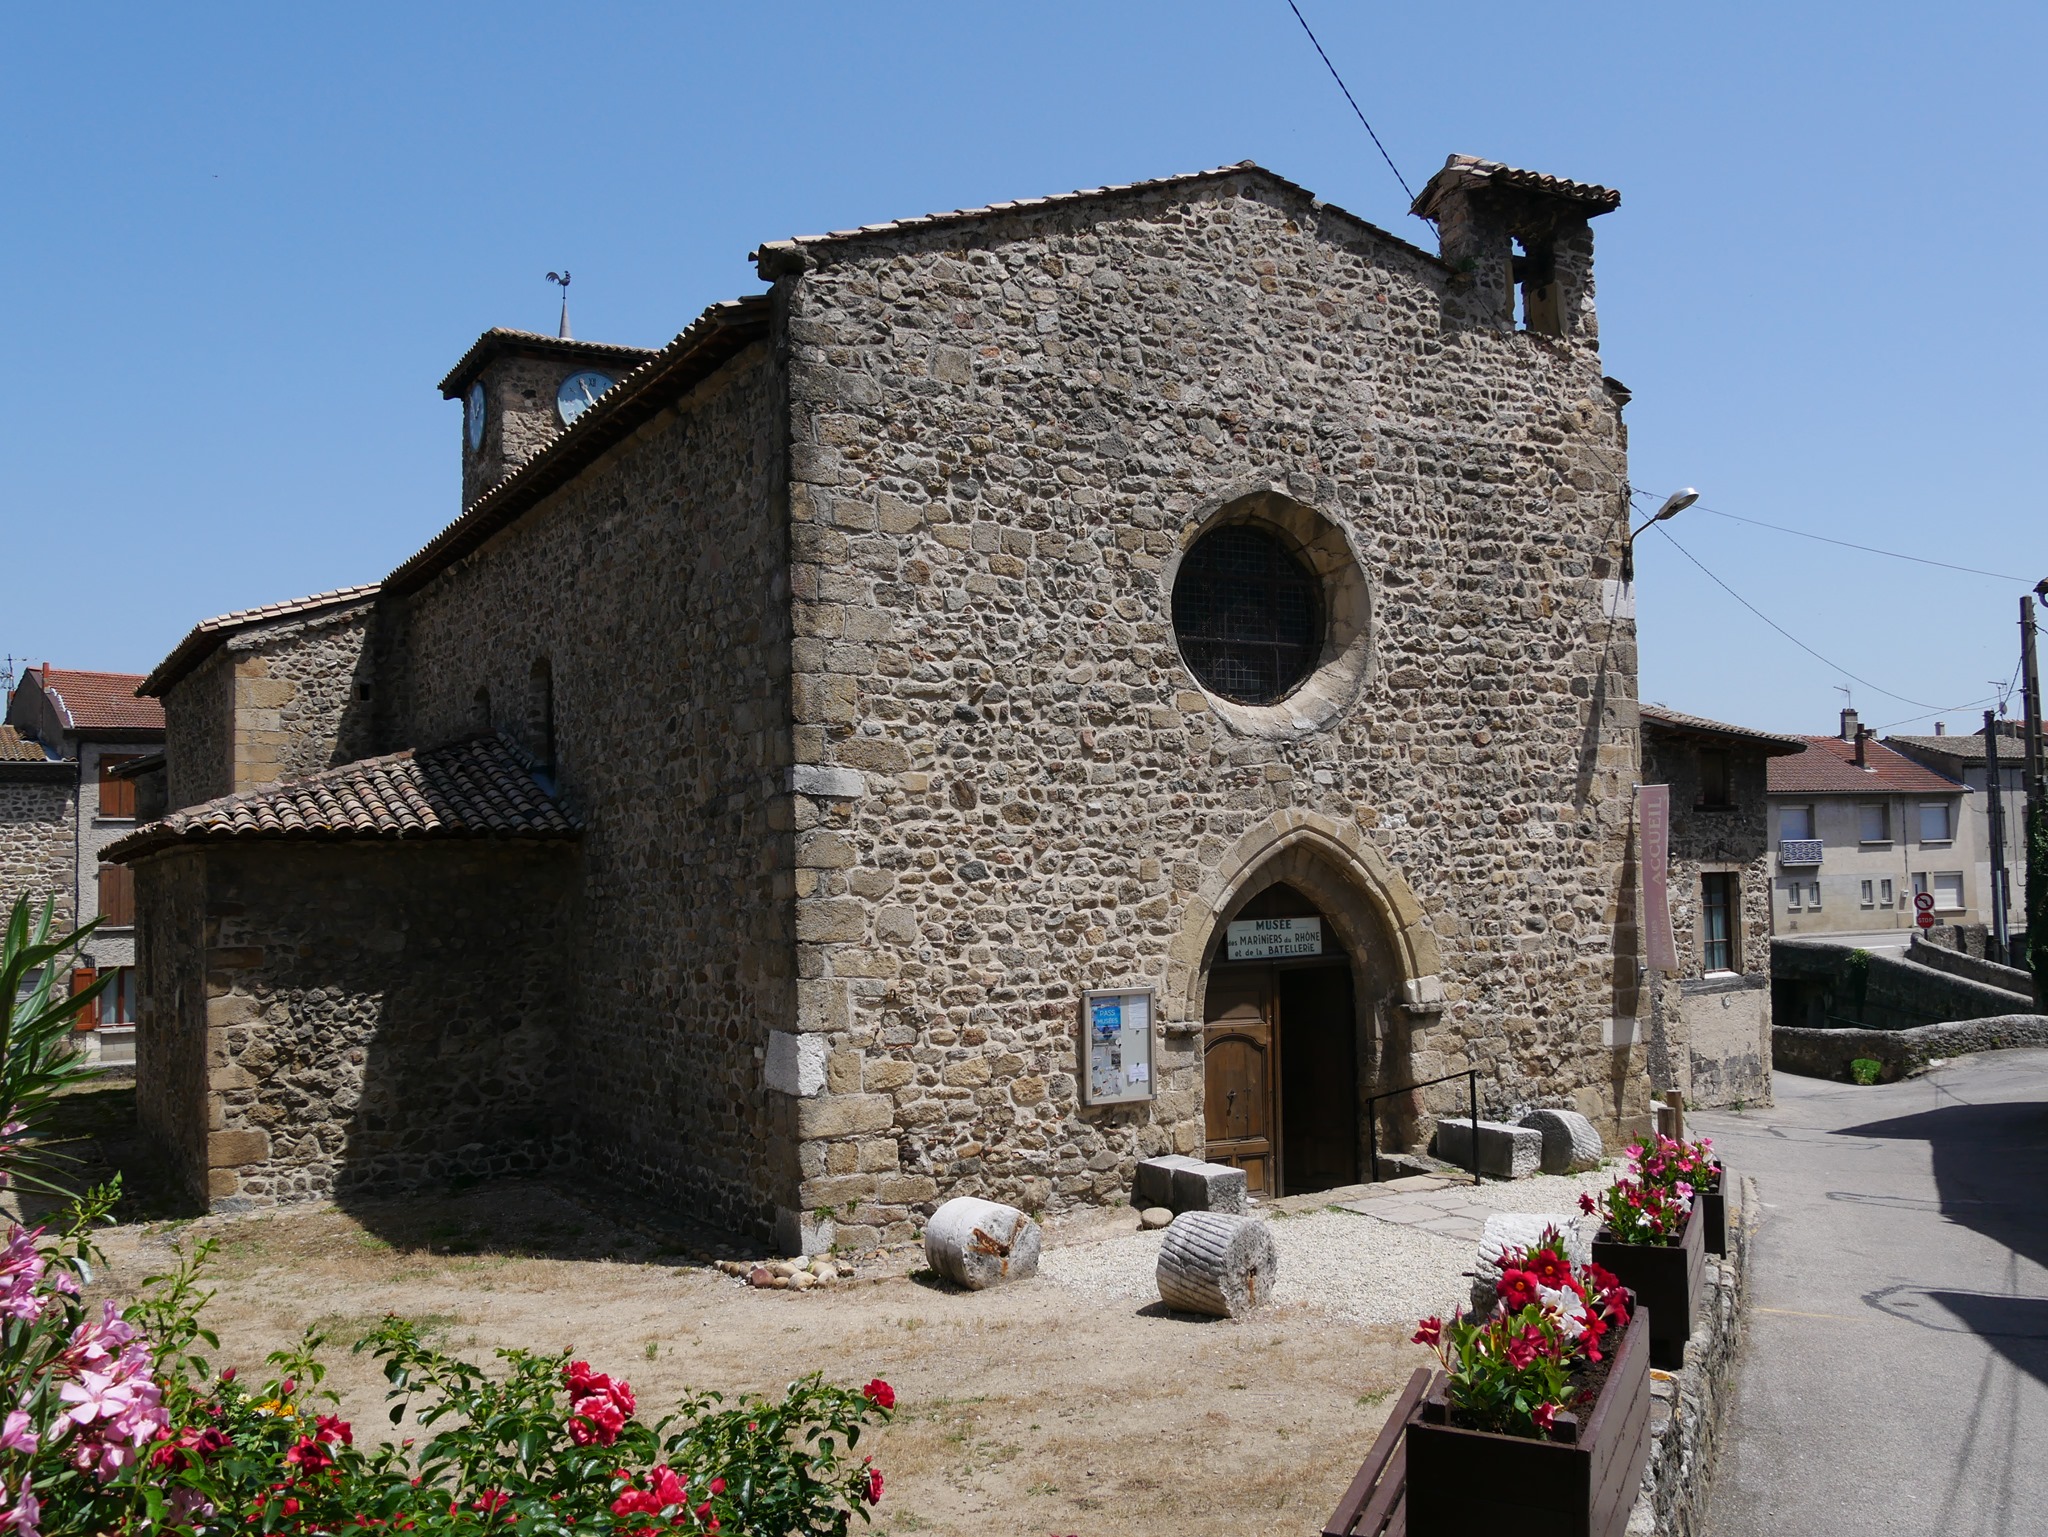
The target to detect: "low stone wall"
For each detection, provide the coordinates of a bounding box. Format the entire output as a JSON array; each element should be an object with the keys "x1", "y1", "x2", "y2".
[
  {"x1": 1906, "y1": 935, "x2": 2039, "y2": 1005},
  {"x1": 1772, "y1": 938, "x2": 2034, "y2": 1032},
  {"x1": 1628, "y1": 1174, "x2": 1756, "y2": 1536},
  {"x1": 1773, "y1": 1014, "x2": 2048, "y2": 1081}
]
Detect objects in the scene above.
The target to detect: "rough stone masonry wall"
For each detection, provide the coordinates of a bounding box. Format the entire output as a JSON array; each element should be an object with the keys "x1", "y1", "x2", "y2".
[
  {"x1": 1640, "y1": 732, "x2": 1775, "y2": 1108},
  {"x1": 0, "y1": 775, "x2": 75, "y2": 921},
  {"x1": 223, "y1": 606, "x2": 378, "y2": 792},
  {"x1": 144, "y1": 841, "x2": 575, "y2": 1210},
  {"x1": 162, "y1": 654, "x2": 235, "y2": 811},
  {"x1": 133, "y1": 849, "x2": 208, "y2": 1205},
  {"x1": 776, "y1": 173, "x2": 1648, "y2": 1250},
  {"x1": 395, "y1": 342, "x2": 797, "y2": 1240}
]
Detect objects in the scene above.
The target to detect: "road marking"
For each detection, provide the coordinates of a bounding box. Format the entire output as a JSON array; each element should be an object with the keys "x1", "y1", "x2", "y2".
[{"x1": 1754, "y1": 1306, "x2": 1865, "y2": 1322}]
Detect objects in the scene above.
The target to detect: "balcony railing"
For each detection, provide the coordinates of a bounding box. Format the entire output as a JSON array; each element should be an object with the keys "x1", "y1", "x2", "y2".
[{"x1": 1778, "y1": 838, "x2": 1823, "y2": 866}]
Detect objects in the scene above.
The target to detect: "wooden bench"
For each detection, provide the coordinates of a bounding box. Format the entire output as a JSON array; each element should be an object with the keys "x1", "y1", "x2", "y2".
[{"x1": 1320, "y1": 1366, "x2": 1431, "y2": 1537}]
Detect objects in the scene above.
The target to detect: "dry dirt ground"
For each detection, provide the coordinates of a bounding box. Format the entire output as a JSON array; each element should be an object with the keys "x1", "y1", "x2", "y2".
[{"x1": 52, "y1": 1090, "x2": 1424, "y2": 1537}]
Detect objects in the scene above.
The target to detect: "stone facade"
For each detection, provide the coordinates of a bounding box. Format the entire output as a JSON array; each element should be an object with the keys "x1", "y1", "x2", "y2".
[
  {"x1": 1640, "y1": 710, "x2": 1794, "y2": 1109},
  {"x1": 134, "y1": 841, "x2": 575, "y2": 1210},
  {"x1": 134, "y1": 159, "x2": 1668, "y2": 1250},
  {"x1": 0, "y1": 773, "x2": 76, "y2": 923}
]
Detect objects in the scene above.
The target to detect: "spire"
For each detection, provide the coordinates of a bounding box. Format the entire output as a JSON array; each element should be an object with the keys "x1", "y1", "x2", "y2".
[{"x1": 546, "y1": 269, "x2": 572, "y2": 340}]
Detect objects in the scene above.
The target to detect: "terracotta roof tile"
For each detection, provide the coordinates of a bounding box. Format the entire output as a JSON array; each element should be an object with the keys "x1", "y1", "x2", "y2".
[
  {"x1": 1640, "y1": 705, "x2": 1805, "y2": 754},
  {"x1": 1411, "y1": 155, "x2": 1621, "y2": 220},
  {"x1": 106, "y1": 735, "x2": 579, "y2": 862},
  {"x1": 1767, "y1": 736, "x2": 1967, "y2": 796},
  {"x1": 31, "y1": 669, "x2": 164, "y2": 733},
  {"x1": 751, "y1": 161, "x2": 1441, "y2": 277},
  {"x1": 0, "y1": 725, "x2": 50, "y2": 762},
  {"x1": 139, "y1": 584, "x2": 382, "y2": 698}
]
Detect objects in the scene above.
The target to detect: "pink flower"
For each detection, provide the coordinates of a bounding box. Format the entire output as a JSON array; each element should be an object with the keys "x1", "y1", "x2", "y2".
[
  {"x1": 0, "y1": 1415, "x2": 34, "y2": 1455},
  {"x1": 0, "y1": 1485, "x2": 37, "y2": 1537}
]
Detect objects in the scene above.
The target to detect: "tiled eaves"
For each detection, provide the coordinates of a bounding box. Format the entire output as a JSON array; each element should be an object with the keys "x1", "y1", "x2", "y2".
[
  {"x1": 1640, "y1": 705, "x2": 1806, "y2": 756},
  {"x1": 1411, "y1": 155, "x2": 1622, "y2": 221},
  {"x1": 750, "y1": 161, "x2": 1445, "y2": 278},
  {"x1": 385, "y1": 295, "x2": 773, "y2": 598},
  {"x1": 105, "y1": 734, "x2": 581, "y2": 864},
  {"x1": 139, "y1": 584, "x2": 384, "y2": 699},
  {"x1": 437, "y1": 329, "x2": 660, "y2": 400}
]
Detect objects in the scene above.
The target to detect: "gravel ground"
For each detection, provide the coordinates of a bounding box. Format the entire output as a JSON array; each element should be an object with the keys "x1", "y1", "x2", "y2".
[{"x1": 1039, "y1": 1169, "x2": 1617, "y2": 1327}]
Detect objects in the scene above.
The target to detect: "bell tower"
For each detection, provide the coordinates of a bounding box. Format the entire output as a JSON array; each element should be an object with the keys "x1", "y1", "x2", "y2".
[{"x1": 438, "y1": 330, "x2": 656, "y2": 508}]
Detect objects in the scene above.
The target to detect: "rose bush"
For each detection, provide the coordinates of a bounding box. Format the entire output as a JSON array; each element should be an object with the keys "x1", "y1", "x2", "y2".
[
  {"x1": 0, "y1": 897, "x2": 898, "y2": 1536},
  {"x1": 1411, "y1": 1227, "x2": 1632, "y2": 1440}
]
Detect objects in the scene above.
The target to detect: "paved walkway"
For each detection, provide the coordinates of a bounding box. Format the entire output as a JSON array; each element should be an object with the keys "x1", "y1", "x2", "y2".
[{"x1": 1696, "y1": 1051, "x2": 2048, "y2": 1537}]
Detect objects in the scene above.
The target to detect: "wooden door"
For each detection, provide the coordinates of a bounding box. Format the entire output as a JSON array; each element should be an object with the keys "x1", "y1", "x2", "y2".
[
  {"x1": 1279, "y1": 964, "x2": 1358, "y2": 1192},
  {"x1": 1204, "y1": 969, "x2": 1274, "y2": 1196}
]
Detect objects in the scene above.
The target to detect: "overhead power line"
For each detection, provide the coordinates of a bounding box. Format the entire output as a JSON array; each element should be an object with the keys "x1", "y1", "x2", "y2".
[
  {"x1": 1628, "y1": 485, "x2": 2031, "y2": 583},
  {"x1": 1281, "y1": 0, "x2": 1421, "y2": 213},
  {"x1": 1648, "y1": 523, "x2": 1966, "y2": 712}
]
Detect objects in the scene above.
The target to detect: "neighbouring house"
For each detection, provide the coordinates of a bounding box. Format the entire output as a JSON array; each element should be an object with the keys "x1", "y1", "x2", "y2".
[
  {"x1": 1767, "y1": 709, "x2": 1976, "y2": 937},
  {"x1": 2, "y1": 667, "x2": 167, "y2": 1069},
  {"x1": 1639, "y1": 706, "x2": 1805, "y2": 1108},
  {"x1": 119, "y1": 155, "x2": 1663, "y2": 1247},
  {"x1": 1884, "y1": 720, "x2": 2029, "y2": 946}
]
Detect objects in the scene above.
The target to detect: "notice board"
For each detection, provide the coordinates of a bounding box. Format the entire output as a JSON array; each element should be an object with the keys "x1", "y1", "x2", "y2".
[{"x1": 1080, "y1": 987, "x2": 1155, "y2": 1106}]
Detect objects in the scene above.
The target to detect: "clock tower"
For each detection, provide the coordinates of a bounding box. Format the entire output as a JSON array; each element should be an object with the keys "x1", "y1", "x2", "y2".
[{"x1": 439, "y1": 330, "x2": 656, "y2": 508}]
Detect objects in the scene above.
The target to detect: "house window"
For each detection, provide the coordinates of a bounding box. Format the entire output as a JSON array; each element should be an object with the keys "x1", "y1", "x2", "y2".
[
  {"x1": 1858, "y1": 803, "x2": 1890, "y2": 844},
  {"x1": 1171, "y1": 524, "x2": 1322, "y2": 705},
  {"x1": 1780, "y1": 805, "x2": 1815, "y2": 840},
  {"x1": 101, "y1": 966, "x2": 136, "y2": 1025},
  {"x1": 1808, "y1": 881, "x2": 1822, "y2": 909},
  {"x1": 1699, "y1": 750, "x2": 1732, "y2": 809},
  {"x1": 1784, "y1": 880, "x2": 1803, "y2": 911},
  {"x1": 1860, "y1": 880, "x2": 1875, "y2": 908},
  {"x1": 96, "y1": 864, "x2": 134, "y2": 928},
  {"x1": 97, "y1": 755, "x2": 141, "y2": 820},
  {"x1": 1701, "y1": 873, "x2": 1736, "y2": 972},
  {"x1": 1880, "y1": 878, "x2": 1894, "y2": 907},
  {"x1": 1919, "y1": 802, "x2": 1954, "y2": 843},
  {"x1": 1932, "y1": 872, "x2": 1965, "y2": 912}
]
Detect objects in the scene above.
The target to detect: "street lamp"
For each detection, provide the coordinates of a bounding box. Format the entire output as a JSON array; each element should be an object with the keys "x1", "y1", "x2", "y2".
[{"x1": 1621, "y1": 487, "x2": 1697, "y2": 579}]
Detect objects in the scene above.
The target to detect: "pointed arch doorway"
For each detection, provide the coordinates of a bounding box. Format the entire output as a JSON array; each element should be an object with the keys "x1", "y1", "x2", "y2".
[{"x1": 1203, "y1": 882, "x2": 1371, "y2": 1196}]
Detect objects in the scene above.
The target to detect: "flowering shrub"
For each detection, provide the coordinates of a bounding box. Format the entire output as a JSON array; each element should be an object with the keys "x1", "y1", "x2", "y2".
[
  {"x1": 1411, "y1": 1227, "x2": 1632, "y2": 1441},
  {"x1": 1578, "y1": 1133, "x2": 1714, "y2": 1246},
  {"x1": 0, "y1": 895, "x2": 898, "y2": 1537}
]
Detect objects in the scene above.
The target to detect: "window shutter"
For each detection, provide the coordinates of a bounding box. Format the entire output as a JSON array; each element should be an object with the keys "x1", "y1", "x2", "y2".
[
  {"x1": 97, "y1": 864, "x2": 134, "y2": 927},
  {"x1": 97, "y1": 755, "x2": 140, "y2": 820},
  {"x1": 69, "y1": 968, "x2": 99, "y2": 1030}
]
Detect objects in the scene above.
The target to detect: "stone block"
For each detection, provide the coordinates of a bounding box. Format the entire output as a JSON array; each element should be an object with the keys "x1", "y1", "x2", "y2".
[
  {"x1": 1131, "y1": 1153, "x2": 1206, "y2": 1209},
  {"x1": 208, "y1": 1129, "x2": 270, "y2": 1167},
  {"x1": 1519, "y1": 1108, "x2": 1605, "y2": 1173},
  {"x1": 1433, "y1": 1118, "x2": 1542, "y2": 1179},
  {"x1": 794, "y1": 1093, "x2": 896, "y2": 1141},
  {"x1": 1132, "y1": 1154, "x2": 1247, "y2": 1215},
  {"x1": 765, "y1": 1031, "x2": 828, "y2": 1098}
]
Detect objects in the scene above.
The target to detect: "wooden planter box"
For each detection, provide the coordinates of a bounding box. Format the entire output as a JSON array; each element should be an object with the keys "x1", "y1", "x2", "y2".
[
  {"x1": 1403, "y1": 1303, "x2": 1653, "y2": 1537},
  {"x1": 1701, "y1": 1167, "x2": 1728, "y2": 1256},
  {"x1": 1592, "y1": 1200, "x2": 1705, "y2": 1369}
]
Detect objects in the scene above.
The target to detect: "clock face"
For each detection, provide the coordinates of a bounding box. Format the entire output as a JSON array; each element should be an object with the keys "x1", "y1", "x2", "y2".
[
  {"x1": 556, "y1": 370, "x2": 616, "y2": 425},
  {"x1": 466, "y1": 382, "x2": 486, "y2": 451}
]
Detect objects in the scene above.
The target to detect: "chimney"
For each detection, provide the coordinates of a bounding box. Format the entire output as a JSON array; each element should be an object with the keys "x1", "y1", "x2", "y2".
[
  {"x1": 1839, "y1": 707, "x2": 1860, "y2": 742},
  {"x1": 1854, "y1": 726, "x2": 1871, "y2": 769},
  {"x1": 1934, "y1": 721, "x2": 1946, "y2": 735}
]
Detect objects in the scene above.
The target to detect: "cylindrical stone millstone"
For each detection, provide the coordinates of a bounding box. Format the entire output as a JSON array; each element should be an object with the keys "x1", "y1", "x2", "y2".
[
  {"x1": 1155, "y1": 1211, "x2": 1279, "y2": 1318},
  {"x1": 923, "y1": 1197, "x2": 1042, "y2": 1289}
]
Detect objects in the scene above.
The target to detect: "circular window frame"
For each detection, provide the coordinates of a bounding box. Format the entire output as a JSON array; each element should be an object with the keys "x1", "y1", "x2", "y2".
[{"x1": 1161, "y1": 484, "x2": 1374, "y2": 741}]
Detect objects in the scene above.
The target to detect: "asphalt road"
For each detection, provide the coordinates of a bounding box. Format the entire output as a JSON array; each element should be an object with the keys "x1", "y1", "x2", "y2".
[{"x1": 1696, "y1": 1051, "x2": 2048, "y2": 1537}]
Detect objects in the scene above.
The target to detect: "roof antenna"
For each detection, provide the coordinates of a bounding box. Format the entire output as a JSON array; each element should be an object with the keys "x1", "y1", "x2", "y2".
[{"x1": 546, "y1": 270, "x2": 572, "y2": 339}]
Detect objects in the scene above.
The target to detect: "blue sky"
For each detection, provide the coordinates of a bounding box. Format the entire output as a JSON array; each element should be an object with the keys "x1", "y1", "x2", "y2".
[{"x1": 4, "y1": 2, "x2": 2042, "y2": 736}]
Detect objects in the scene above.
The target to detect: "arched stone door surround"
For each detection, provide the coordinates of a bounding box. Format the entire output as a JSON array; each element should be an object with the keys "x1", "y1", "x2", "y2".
[{"x1": 1166, "y1": 811, "x2": 1445, "y2": 1186}]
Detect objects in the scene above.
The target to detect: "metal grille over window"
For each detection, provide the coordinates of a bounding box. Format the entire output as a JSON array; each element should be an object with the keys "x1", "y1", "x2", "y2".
[{"x1": 1172, "y1": 525, "x2": 1321, "y2": 704}]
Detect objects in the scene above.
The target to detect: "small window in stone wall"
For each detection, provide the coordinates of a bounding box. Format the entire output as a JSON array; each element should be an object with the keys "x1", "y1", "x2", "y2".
[
  {"x1": 1701, "y1": 872, "x2": 1736, "y2": 973},
  {"x1": 1172, "y1": 524, "x2": 1322, "y2": 705},
  {"x1": 1698, "y1": 749, "x2": 1731, "y2": 808},
  {"x1": 529, "y1": 659, "x2": 555, "y2": 771}
]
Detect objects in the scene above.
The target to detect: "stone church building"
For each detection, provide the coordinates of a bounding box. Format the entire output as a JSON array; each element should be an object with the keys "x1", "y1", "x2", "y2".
[{"x1": 118, "y1": 156, "x2": 1655, "y2": 1251}]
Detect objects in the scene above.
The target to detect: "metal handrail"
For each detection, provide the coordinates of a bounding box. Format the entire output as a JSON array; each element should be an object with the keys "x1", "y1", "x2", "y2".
[{"x1": 1361, "y1": 1069, "x2": 1481, "y2": 1186}]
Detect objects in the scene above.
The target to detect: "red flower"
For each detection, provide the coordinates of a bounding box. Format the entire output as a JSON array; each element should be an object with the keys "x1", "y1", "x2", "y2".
[
  {"x1": 1503, "y1": 1333, "x2": 1539, "y2": 1371},
  {"x1": 861, "y1": 1378, "x2": 896, "y2": 1410},
  {"x1": 284, "y1": 1436, "x2": 334, "y2": 1473},
  {"x1": 1578, "y1": 1192, "x2": 1598, "y2": 1215},
  {"x1": 709, "y1": 1477, "x2": 726, "y2": 1496},
  {"x1": 1411, "y1": 1316, "x2": 1443, "y2": 1348},
  {"x1": 865, "y1": 1467, "x2": 884, "y2": 1505},
  {"x1": 1532, "y1": 1401, "x2": 1558, "y2": 1433},
  {"x1": 220, "y1": 1367, "x2": 237, "y2": 1384},
  {"x1": 1525, "y1": 1249, "x2": 1570, "y2": 1289},
  {"x1": 1495, "y1": 1269, "x2": 1539, "y2": 1312},
  {"x1": 1585, "y1": 1261, "x2": 1620, "y2": 1293},
  {"x1": 280, "y1": 1377, "x2": 297, "y2": 1397},
  {"x1": 316, "y1": 1414, "x2": 353, "y2": 1446}
]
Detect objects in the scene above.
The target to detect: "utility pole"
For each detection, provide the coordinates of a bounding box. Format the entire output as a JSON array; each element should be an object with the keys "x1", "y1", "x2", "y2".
[
  {"x1": 2024, "y1": 594, "x2": 2045, "y2": 991},
  {"x1": 1985, "y1": 709, "x2": 2011, "y2": 959}
]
